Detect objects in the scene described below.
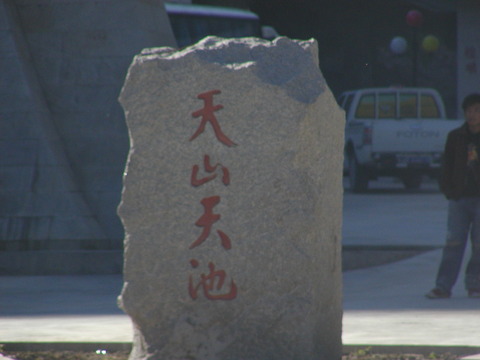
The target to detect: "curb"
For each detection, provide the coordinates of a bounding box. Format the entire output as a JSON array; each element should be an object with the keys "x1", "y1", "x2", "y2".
[
  {"x1": 2, "y1": 343, "x2": 480, "y2": 358},
  {"x1": 0, "y1": 342, "x2": 132, "y2": 353},
  {"x1": 342, "y1": 245, "x2": 441, "y2": 271},
  {"x1": 343, "y1": 345, "x2": 480, "y2": 358}
]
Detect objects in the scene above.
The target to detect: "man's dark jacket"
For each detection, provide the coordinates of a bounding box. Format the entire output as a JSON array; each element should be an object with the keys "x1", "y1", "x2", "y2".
[{"x1": 440, "y1": 123, "x2": 480, "y2": 199}]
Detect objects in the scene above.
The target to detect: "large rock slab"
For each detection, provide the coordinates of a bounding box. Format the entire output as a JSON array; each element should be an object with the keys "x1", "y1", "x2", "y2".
[
  {"x1": 0, "y1": 0, "x2": 177, "y2": 274},
  {"x1": 118, "y1": 36, "x2": 344, "y2": 360}
]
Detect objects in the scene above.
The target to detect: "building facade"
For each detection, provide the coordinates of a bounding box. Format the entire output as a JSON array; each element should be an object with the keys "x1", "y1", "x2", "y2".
[{"x1": 457, "y1": 0, "x2": 480, "y2": 115}]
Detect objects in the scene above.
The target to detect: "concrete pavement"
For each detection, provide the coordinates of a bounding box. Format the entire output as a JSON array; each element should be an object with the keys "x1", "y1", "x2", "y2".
[
  {"x1": 342, "y1": 178, "x2": 447, "y2": 248},
  {"x1": 341, "y1": 178, "x2": 480, "y2": 358},
  {"x1": 1, "y1": 249, "x2": 480, "y2": 357},
  {"x1": 343, "y1": 249, "x2": 480, "y2": 347},
  {"x1": 0, "y1": 275, "x2": 131, "y2": 343},
  {"x1": 1, "y1": 179, "x2": 480, "y2": 358}
]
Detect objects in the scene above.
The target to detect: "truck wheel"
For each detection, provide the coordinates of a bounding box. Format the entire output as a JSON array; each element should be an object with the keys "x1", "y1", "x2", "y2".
[
  {"x1": 348, "y1": 154, "x2": 368, "y2": 193},
  {"x1": 402, "y1": 174, "x2": 422, "y2": 189}
]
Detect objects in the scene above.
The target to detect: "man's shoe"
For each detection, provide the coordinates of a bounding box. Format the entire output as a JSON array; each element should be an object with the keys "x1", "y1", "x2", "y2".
[
  {"x1": 425, "y1": 288, "x2": 451, "y2": 299},
  {"x1": 468, "y1": 289, "x2": 480, "y2": 298}
]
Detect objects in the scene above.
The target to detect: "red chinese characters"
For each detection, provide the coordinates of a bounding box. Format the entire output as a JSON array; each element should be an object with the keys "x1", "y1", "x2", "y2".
[
  {"x1": 191, "y1": 155, "x2": 230, "y2": 187},
  {"x1": 190, "y1": 90, "x2": 237, "y2": 147},
  {"x1": 188, "y1": 260, "x2": 237, "y2": 300},
  {"x1": 187, "y1": 89, "x2": 237, "y2": 301},
  {"x1": 189, "y1": 196, "x2": 232, "y2": 250}
]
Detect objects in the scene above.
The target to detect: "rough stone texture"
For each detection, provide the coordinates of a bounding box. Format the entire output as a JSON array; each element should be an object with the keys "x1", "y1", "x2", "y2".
[{"x1": 118, "y1": 37, "x2": 344, "y2": 360}]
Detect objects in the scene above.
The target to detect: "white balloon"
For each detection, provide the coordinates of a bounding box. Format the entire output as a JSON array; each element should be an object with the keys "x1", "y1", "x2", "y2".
[{"x1": 390, "y1": 36, "x2": 408, "y2": 55}]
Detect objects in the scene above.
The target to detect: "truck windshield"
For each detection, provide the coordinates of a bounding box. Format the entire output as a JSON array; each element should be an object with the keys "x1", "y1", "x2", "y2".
[
  {"x1": 399, "y1": 93, "x2": 417, "y2": 118},
  {"x1": 420, "y1": 94, "x2": 441, "y2": 118},
  {"x1": 378, "y1": 93, "x2": 396, "y2": 119},
  {"x1": 355, "y1": 94, "x2": 375, "y2": 118}
]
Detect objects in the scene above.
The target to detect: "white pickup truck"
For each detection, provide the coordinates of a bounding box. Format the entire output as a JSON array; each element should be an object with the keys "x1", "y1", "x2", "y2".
[{"x1": 338, "y1": 87, "x2": 463, "y2": 192}]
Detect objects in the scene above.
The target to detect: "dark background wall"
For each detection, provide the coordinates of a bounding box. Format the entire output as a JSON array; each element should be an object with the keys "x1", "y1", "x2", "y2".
[
  {"x1": 197, "y1": 0, "x2": 457, "y2": 116},
  {"x1": 0, "y1": 0, "x2": 457, "y2": 275}
]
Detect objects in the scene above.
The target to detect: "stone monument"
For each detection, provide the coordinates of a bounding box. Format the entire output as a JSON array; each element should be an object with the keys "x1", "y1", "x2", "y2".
[{"x1": 118, "y1": 36, "x2": 344, "y2": 360}]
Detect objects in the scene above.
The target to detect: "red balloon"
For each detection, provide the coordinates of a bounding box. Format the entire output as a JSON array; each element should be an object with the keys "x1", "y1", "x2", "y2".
[{"x1": 406, "y1": 10, "x2": 423, "y2": 27}]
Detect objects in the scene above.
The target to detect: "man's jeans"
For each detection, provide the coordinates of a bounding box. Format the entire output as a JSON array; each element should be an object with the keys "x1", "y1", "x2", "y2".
[{"x1": 436, "y1": 198, "x2": 480, "y2": 292}]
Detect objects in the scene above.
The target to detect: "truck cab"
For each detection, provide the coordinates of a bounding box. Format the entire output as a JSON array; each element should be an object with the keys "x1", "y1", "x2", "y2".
[{"x1": 339, "y1": 87, "x2": 462, "y2": 192}]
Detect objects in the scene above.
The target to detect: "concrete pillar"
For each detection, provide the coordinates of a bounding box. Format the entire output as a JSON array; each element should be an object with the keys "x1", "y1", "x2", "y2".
[{"x1": 457, "y1": 0, "x2": 480, "y2": 115}]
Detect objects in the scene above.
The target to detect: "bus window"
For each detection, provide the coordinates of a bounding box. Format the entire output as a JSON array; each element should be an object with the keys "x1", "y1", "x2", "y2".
[{"x1": 165, "y1": 3, "x2": 263, "y2": 48}]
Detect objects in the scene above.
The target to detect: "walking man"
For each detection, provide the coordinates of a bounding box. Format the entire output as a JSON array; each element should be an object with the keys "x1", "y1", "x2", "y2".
[{"x1": 426, "y1": 93, "x2": 480, "y2": 299}]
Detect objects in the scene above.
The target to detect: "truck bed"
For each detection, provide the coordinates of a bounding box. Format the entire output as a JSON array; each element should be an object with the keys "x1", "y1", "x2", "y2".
[{"x1": 370, "y1": 118, "x2": 463, "y2": 153}]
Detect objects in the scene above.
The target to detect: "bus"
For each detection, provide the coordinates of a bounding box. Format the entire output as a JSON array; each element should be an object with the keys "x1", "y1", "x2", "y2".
[{"x1": 165, "y1": 2, "x2": 277, "y2": 47}]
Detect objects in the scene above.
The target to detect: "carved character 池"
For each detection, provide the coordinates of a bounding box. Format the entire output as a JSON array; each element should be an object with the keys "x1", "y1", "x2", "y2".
[{"x1": 188, "y1": 260, "x2": 237, "y2": 300}]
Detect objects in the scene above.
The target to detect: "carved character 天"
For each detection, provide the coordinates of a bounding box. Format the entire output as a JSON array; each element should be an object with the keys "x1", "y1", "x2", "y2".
[
  {"x1": 190, "y1": 196, "x2": 232, "y2": 250},
  {"x1": 190, "y1": 90, "x2": 237, "y2": 147}
]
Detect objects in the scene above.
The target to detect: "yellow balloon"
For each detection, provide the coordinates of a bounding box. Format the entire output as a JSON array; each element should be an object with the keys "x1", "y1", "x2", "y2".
[{"x1": 422, "y1": 35, "x2": 439, "y2": 53}]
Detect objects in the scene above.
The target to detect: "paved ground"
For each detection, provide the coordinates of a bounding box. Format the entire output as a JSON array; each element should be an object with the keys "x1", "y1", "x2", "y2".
[
  {"x1": 1, "y1": 178, "x2": 480, "y2": 358},
  {"x1": 342, "y1": 177, "x2": 447, "y2": 248},
  {"x1": 0, "y1": 275, "x2": 130, "y2": 343},
  {"x1": 1, "y1": 250, "x2": 479, "y2": 347},
  {"x1": 343, "y1": 249, "x2": 480, "y2": 347}
]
